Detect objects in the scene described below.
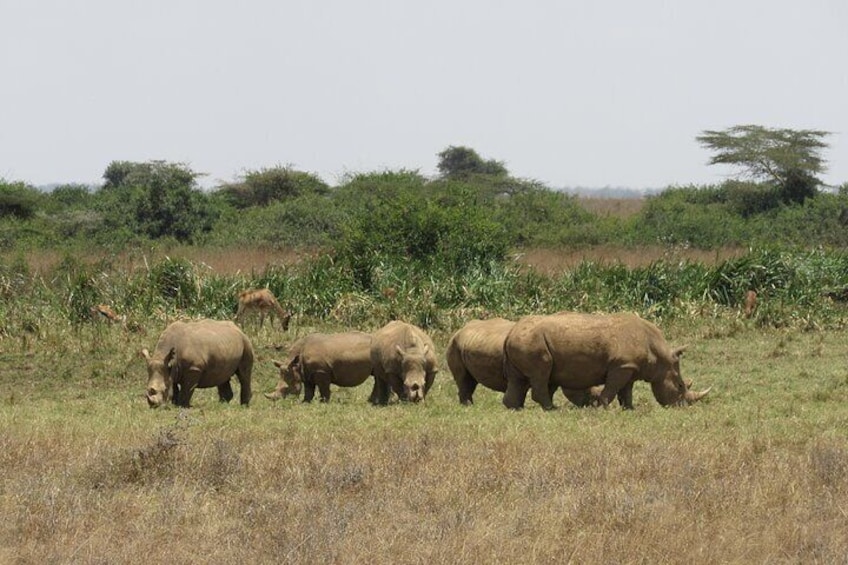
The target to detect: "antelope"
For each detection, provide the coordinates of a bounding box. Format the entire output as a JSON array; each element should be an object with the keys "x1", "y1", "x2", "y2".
[
  {"x1": 235, "y1": 288, "x2": 291, "y2": 331},
  {"x1": 90, "y1": 304, "x2": 125, "y2": 324},
  {"x1": 743, "y1": 290, "x2": 758, "y2": 318}
]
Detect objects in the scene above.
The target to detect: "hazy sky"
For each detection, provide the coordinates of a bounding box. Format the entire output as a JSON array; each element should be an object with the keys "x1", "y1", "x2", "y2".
[{"x1": 2, "y1": 0, "x2": 846, "y2": 190}]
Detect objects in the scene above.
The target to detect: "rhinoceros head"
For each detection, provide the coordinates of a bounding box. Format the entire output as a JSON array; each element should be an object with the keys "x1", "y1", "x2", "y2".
[
  {"x1": 269, "y1": 359, "x2": 303, "y2": 398},
  {"x1": 395, "y1": 343, "x2": 430, "y2": 402},
  {"x1": 141, "y1": 347, "x2": 176, "y2": 408},
  {"x1": 649, "y1": 346, "x2": 711, "y2": 406}
]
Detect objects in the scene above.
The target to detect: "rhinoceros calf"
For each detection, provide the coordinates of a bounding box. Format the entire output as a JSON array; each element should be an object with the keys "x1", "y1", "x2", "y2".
[
  {"x1": 447, "y1": 318, "x2": 608, "y2": 407},
  {"x1": 265, "y1": 331, "x2": 375, "y2": 403},
  {"x1": 141, "y1": 319, "x2": 254, "y2": 408},
  {"x1": 503, "y1": 312, "x2": 709, "y2": 410},
  {"x1": 370, "y1": 321, "x2": 438, "y2": 405}
]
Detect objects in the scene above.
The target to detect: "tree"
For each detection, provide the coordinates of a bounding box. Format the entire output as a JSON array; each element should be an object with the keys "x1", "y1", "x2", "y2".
[
  {"x1": 0, "y1": 180, "x2": 42, "y2": 219},
  {"x1": 97, "y1": 160, "x2": 217, "y2": 242},
  {"x1": 696, "y1": 125, "x2": 830, "y2": 204},
  {"x1": 436, "y1": 146, "x2": 508, "y2": 179},
  {"x1": 217, "y1": 166, "x2": 329, "y2": 208}
]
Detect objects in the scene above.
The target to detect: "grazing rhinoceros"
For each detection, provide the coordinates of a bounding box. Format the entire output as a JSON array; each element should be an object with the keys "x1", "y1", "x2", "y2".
[
  {"x1": 370, "y1": 321, "x2": 438, "y2": 405},
  {"x1": 447, "y1": 318, "x2": 612, "y2": 407},
  {"x1": 503, "y1": 312, "x2": 710, "y2": 410},
  {"x1": 141, "y1": 319, "x2": 254, "y2": 408},
  {"x1": 447, "y1": 317, "x2": 516, "y2": 405},
  {"x1": 265, "y1": 331, "x2": 375, "y2": 403}
]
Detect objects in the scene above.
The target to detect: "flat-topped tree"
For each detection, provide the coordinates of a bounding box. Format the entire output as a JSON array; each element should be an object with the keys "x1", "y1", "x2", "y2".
[{"x1": 696, "y1": 125, "x2": 831, "y2": 204}]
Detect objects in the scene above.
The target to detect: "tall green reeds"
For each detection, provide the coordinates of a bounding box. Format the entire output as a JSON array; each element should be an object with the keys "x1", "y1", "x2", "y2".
[{"x1": 2, "y1": 248, "x2": 848, "y2": 339}]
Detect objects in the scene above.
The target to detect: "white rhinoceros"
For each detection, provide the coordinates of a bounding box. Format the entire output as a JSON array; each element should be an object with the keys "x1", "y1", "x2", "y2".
[
  {"x1": 141, "y1": 319, "x2": 254, "y2": 408},
  {"x1": 503, "y1": 312, "x2": 709, "y2": 410}
]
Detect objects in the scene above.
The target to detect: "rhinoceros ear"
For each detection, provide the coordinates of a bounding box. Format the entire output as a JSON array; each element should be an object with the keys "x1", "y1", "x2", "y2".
[
  {"x1": 272, "y1": 359, "x2": 283, "y2": 369},
  {"x1": 673, "y1": 346, "x2": 688, "y2": 359},
  {"x1": 395, "y1": 344, "x2": 405, "y2": 357},
  {"x1": 140, "y1": 349, "x2": 151, "y2": 362},
  {"x1": 165, "y1": 347, "x2": 177, "y2": 368}
]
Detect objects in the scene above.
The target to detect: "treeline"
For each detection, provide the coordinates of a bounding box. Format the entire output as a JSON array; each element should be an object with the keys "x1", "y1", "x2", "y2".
[{"x1": 2, "y1": 145, "x2": 848, "y2": 264}]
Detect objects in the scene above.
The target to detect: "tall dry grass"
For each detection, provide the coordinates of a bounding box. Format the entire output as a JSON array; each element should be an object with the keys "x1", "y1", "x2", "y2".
[
  {"x1": 8, "y1": 244, "x2": 752, "y2": 280},
  {"x1": 513, "y1": 246, "x2": 750, "y2": 275},
  {"x1": 576, "y1": 196, "x2": 646, "y2": 218},
  {"x1": 3, "y1": 412, "x2": 847, "y2": 564}
]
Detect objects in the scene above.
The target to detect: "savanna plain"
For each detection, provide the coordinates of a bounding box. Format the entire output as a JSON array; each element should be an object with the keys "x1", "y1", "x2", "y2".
[{"x1": 2, "y1": 245, "x2": 848, "y2": 565}]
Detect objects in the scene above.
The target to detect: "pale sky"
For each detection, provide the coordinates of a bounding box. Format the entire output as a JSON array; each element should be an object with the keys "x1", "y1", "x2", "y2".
[{"x1": 2, "y1": 0, "x2": 846, "y2": 190}]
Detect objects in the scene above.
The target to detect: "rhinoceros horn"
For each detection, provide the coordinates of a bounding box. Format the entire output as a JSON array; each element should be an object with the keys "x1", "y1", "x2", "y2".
[{"x1": 684, "y1": 386, "x2": 711, "y2": 403}]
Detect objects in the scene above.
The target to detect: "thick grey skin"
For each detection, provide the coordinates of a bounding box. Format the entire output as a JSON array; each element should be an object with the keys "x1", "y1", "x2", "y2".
[
  {"x1": 503, "y1": 312, "x2": 704, "y2": 410},
  {"x1": 447, "y1": 318, "x2": 608, "y2": 407},
  {"x1": 141, "y1": 319, "x2": 254, "y2": 408},
  {"x1": 370, "y1": 321, "x2": 438, "y2": 405},
  {"x1": 265, "y1": 332, "x2": 375, "y2": 403}
]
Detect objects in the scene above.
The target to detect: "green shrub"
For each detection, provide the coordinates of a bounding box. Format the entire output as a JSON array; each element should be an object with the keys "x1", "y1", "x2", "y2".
[
  {"x1": 335, "y1": 183, "x2": 509, "y2": 290},
  {"x1": 217, "y1": 166, "x2": 330, "y2": 209}
]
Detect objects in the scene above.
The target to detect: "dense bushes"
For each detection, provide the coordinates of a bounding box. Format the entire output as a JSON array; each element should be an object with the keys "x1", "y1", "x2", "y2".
[
  {"x1": 334, "y1": 182, "x2": 509, "y2": 289},
  {"x1": 2, "y1": 156, "x2": 847, "y2": 254}
]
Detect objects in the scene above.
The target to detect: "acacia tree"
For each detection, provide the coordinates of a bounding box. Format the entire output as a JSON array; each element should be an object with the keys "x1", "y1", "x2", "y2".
[
  {"x1": 436, "y1": 146, "x2": 508, "y2": 179},
  {"x1": 696, "y1": 125, "x2": 831, "y2": 204}
]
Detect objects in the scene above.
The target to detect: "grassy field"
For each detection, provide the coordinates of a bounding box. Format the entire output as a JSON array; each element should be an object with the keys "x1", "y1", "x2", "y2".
[{"x1": 2, "y1": 305, "x2": 848, "y2": 563}]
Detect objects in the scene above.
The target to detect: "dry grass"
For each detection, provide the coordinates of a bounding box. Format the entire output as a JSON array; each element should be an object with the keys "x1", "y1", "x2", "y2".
[
  {"x1": 2, "y1": 320, "x2": 848, "y2": 564},
  {"x1": 4, "y1": 246, "x2": 316, "y2": 277},
  {"x1": 8, "y1": 244, "x2": 750, "y2": 280},
  {"x1": 576, "y1": 196, "x2": 646, "y2": 218},
  {"x1": 513, "y1": 246, "x2": 749, "y2": 275},
  {"x1": 5, "y1": 426, "x2": 848, "y2": 564}
]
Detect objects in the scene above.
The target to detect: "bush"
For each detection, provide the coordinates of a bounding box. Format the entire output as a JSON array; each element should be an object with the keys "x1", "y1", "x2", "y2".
[
  {"x1": 0, "y1": 181, "x2": 42, "y2": 220},
  {"x1": 217, "y1": 166, "x2": 330, "y2": 208},
  {"x1": 335, "y1": 183, "x2": 509, "y2": 290}
]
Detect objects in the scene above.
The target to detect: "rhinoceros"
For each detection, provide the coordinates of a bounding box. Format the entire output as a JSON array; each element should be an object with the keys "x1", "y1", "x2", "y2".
[
  {"x1": 447, "y1": 318, "x2": 610, "y2": 407},
  {"x1": 503, "y1": 312, "x2": 710, "y2": 410},
  {"x1": 370, "y1": 321, "x2": 438, "y2": 405},
  {"x1": 141, "y1": 319, "x2": 254, "y2": 408},
  {"x1": 446, "y1": 318, "x2": 516, "y2": 405},
  {"x1": 265, "y1": 331, "x2": 375, "y2": 403}
]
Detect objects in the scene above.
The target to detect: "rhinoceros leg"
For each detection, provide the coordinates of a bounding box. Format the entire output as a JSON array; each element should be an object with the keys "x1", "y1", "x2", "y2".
[
  {"x1": 503, "y1": 374, "x2": 529, "y2": 409},
  {"x1": 301, "y1": 375, "x2": 317, "y2": 402},
  {"x1": 424, "y1": 370, "x2": 436, "y2": 398},
  {"x1": 236, "y1": 357, "x2": 252, "y2": 406},
  {"x1": 455, "y1": 371, "x2": 478, "y2": 405},
  {"x1": 387, "y1": 375, "x2": 407, "y2": 401},
  {"x1": 371, "y1": 375, "x2": 391, "y2": 406},
  {"x1": 616, "y1": 381, "x2": 634, "y2": 410},
  {"x1": 600, "y1": 368, "x2": 635, "y2": 409},
  {"x1": 218, "y1": 381, "x2": 234, "y2": 403},
  {"x1": 366, "y1": 378, "x2": 379, "y2": 404},
  {"x1": 314, "y1": 371, "x2": 332, "y2": 402},
  {"x1": 172, "y1": 367, "x2": 203, "y2": 407},
  {"x1": 179, "y1": 382, "x2": 198, "y2": 407},
  {"x1": 171, "y1": 382, "x2": 182, "y2": 406},
  {"x1": 529, "y1": 381, "x2": 556, "y2": 410}
]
